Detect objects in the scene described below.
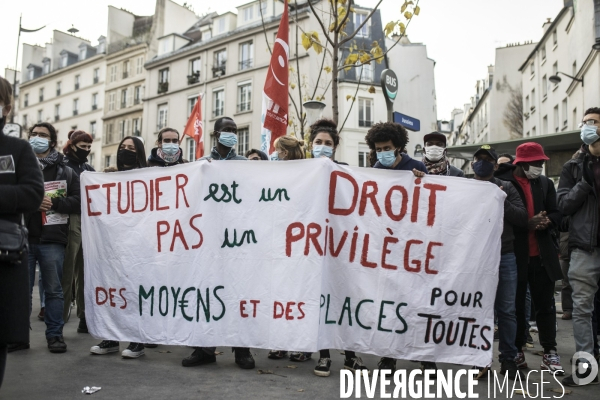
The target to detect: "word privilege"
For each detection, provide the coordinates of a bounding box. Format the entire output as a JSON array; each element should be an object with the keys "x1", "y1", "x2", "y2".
[{"x1": 82, "y1": 160, "x2": 504, "y2": 364}]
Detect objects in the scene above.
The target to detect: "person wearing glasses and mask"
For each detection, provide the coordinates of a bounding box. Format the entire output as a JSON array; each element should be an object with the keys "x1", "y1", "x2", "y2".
[
  {"x1": 421, "y1": 132, "x2": 464, "y2": 177},
  {"x1": 558, "y1": 107, "x2": 600, "y2": 386},
  {"x1": 148, "y1": 127, "x2": 187, "y2": 167},
  {"x1": 198, "y1": 117, "x2": 247, "y2": 161}
]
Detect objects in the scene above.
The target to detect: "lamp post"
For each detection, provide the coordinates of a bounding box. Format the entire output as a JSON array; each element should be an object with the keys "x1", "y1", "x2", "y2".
[
  {"x1": 549, "y1": 71, "x2": 583, "y2": 87},
  {"x1": 302, "y1": 100, "x2": 326, "y2": 128}
]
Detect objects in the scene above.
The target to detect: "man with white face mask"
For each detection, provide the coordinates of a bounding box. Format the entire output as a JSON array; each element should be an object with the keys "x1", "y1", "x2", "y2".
[
  {"x1": 422, "y1": 132, "x2": 464, "y2": 177},
  {"x1": 495, "y1": 142, "x2": 563, "y2": 376}
]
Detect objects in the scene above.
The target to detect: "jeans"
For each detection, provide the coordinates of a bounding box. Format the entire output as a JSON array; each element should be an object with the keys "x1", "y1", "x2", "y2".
[
  {"x1": 515, "y1": 256, "x2": 557, "y2": 351},
  {"x1": 569, "y1": 248, "x2": 600, "y2": 356},
  {"x1": 495, "y1": 253, "x2": 518, "y2": 361},
  {"x1": 28, "y1": 243, "x2": 66, "y2": 339},
  {"x1": 560, "y1": 258, "x2": 573, "y2": 312},
  {"x1": 39, "y1": 267, "x2": 45, "y2": 308}
]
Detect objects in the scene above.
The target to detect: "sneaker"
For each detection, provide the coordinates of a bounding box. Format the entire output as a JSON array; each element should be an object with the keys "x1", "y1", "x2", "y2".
[
  {"x1": 122, "y1": 342, "x2": 145, "y2": 359},
  {"x1": 37, "y1": 307, "x2": 45, "y2": 321},
  {"x1": 289, "y1": 351, "x2": 312, "y2": 362},
  {"x1": 233, "y1": 347, "x2": 255, "y2": 369},
  {"x1": 515, "y1": 351, "x2": 528, "y2": 369},
  {"x1": 473, "y1": 365, "x2": 490, "y2": 380},
  {"x1": 377, "y1": 357, "x2": 397, "y2": 374},
  {"x1": 268, "y1": 350, "x2": 288, "y2": 359},
  {"x1": 561, "y1": 311, "x2": 572, "y2": 320},
  {"x1": 314, "y1": 357, "x2": 332, "y2": 377},
  {"x1": 344, "y1": 357, "x2": 370, "y2": 375},
  {"x1": 501, "y1": 359, "x2": 522, "y2": 380},
  {"x1": 526, "y1": 332, "x2": 534, "y2": 346},
  {"x1": 562, "y1": 374, "x2": 599, "y2": 386},
  {"x1": 541, "y1": 350, "x2": 564, "y2": 375},
  {"x1": 77, "y1": 318, "x2": 88, "y2": 334},
  {"x1": 181, "y1": 348, "x2": 216, "y2": 367},
  {"x1": 144, "y1": 344, "x2": 158, "y2": 348},
  {"x1": 421, "y1": 362, "x2": 438, "y2": 378},
  {"x1": 529, "y1": 323, "x2": 538, "y2": 333},
  {"x1": 47, "y1": 335, "x2": 67, "y2": 353},
  {"x1": 7, "y1": 343, "x2": 29, "y2": 353},
  {"x1": 90, "y1": 340, "x2": 119, "y2": 355}
]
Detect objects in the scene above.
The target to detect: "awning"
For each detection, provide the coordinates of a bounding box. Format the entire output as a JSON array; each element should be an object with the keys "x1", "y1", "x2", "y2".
[{"x1": 447, "y1": 130, "x2": 581, "y2": 160}]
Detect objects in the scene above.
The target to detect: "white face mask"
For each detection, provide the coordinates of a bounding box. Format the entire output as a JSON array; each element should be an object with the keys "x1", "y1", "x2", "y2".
[
  {"x1": 425, "y1": 145, "x2": 445, "y2": 162},
  {"x1": 524, "y1": 165, "x2": 543, "y2": 180}
]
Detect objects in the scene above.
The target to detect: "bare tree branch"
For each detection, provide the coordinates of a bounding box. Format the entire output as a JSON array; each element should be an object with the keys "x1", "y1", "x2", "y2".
[
  {"x1": 503, "y1": 85, "x2": 524, "y2": 139},
  {"x1": 307, "y1": 0, "x2": 335, "y2": 47},
  {"x1": 259, "y1": 0, "x2": 272, "y2": 55},
  {"x1": 339, "y1": 73, "x2": 364, "y2": 133}
]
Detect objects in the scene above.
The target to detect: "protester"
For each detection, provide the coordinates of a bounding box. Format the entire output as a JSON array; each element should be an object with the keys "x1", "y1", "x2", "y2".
[
  {"x1": 90, "y1": 136, "x2": 148, "y2": 359},
  {"x1": 20, "y1": 122, "x2": 80, "y2": 354},
  {"x1": 61, "y1": 130, "x2": 94, "y2": 334},
  {"x1": 498, "y1": 153, "x2": 514, "y2": 164},
  {"x1": 495, "y1": 142, "x2": 563, "y2": 374},
  {"x1": 421, "y1": 132, "x2": 464, "y2": 176},
  {"x1": 245, "y1": 149, "x2": 268, "y2": 160},
  {"x1": 0, "y1": 76, "x2": 44, "y2": 388},
  {"x1": 148, "y1": 128, "x2": 186, "y2": 167},
  {"x1": 185, "y1": 117, "x2": 253, "y2": 370},
  {"x1": 557, "y1": 107, "x2": 600, "y2": 386},
  {"x1": 365, "y1": 122, "x2": 427, "y2": 178},
  {"x1": 273, "y1": 135, "x2": 305, "y2": 160},
  {"x1": 471, "y1": 145, "x2": 527, "y2": 380}
]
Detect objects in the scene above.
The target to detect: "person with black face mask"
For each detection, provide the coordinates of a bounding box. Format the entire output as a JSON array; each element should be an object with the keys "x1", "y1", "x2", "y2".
[{"x1": 61, "y1": 131, "x2": 95, "y2": 334}]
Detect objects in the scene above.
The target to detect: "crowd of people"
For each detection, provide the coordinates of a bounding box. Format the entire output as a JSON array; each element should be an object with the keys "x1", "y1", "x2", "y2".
[{"x1": 1, "y1": 74, "x2": 599, "y2": 389}]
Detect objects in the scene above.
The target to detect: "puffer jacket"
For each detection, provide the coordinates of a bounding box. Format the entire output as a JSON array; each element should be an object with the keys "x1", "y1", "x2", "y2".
[{"x1": 557, "y1": 147, "x2": 598, "y2": 251}]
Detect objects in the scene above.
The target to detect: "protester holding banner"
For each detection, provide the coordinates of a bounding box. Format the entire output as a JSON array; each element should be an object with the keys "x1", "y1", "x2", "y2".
[
  {"x1": 471, "y1": 145, "x2": 527, "y2": 380},
  {"x1": 20, "y1": 122, "x2": 80, "y2": 354},
  {"x1": 199, "y1": 117, "x2": 247, "y2": 161},
  {"x1": 148, "y1": 127, "x2": 187, "y2": 167},
  {"x1": 495, "y1": 142, "x2": 563, "y2": 374},
  {"x1": 0, "y1": 76, "x2": 44, "y2": 387},
  {"x1": 421, "y1": 132, "x2": 464, "y2": 177},
  {"x1": 366, "y1": 122, "x2": 427, "y2": 177},
  {"x1": 61, "y1": 130, "x2": 95, "y2": 334},
  {"x1": 245, "y1": 149, "x2": 268, "y2": 161},
  {"x1": 90, "y1": 136, "x2": 148, "y2": 359}
]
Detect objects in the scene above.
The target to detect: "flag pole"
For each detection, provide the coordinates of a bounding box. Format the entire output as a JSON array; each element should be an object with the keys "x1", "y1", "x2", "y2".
[{"x1": 11, "y1": 14, "x2": 22, "y2": 123}]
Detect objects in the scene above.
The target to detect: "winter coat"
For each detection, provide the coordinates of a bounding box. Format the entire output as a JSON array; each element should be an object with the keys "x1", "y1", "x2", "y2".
[
  {"x1": 495, "y1": 163, "x2": 563, "y2": 281},
  {"x1": 491, "y1": 177, "x2": 528, "y2": 254},
  {"x1": 0, "y1": 133, "x2": 44, "y2": 344},
  {"x1": 63, "y1": 152, "x2": 95, "y2": 176},
  {"x1": 199, "y1": 147, "x2": 247, "y2": 161},
  {"x1": 147, "y1": 147, "x2": 187, "y2": 167},
  {"x1": 449, "y1": 165, "x2": 465, "y2": 177}
]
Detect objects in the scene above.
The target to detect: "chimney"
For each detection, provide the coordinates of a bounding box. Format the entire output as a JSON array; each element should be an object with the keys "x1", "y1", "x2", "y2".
[{"x1": 542, "y1": 18, "x2": 552, "y2": 34}]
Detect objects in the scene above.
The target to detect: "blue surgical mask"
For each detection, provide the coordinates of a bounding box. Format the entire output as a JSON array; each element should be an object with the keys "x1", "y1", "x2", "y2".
[
  {"x1": 377, "y1": 150, "x2": 397, "y2": 167},
  {"x1": 29, "y1": 137, "x2": 50, "y2": 154},
  {"x1": 218, "y1": 132, "x2": 238, "y2": 148},
  {"x1": 313, "y1": 145, "x2": 333, "y2": 159},
  {"x1": 581, "y1": 125, "x2": 599, "y2": 145},
  {"x1": 472, "y1": 160, "x2": 495, "y2": 177},
  {"x1": 270, "y1": 152, "x2": 280, "y2": 161},
  {"x1": 162, "y1": 143, "x2": 179, "y2": 156}
]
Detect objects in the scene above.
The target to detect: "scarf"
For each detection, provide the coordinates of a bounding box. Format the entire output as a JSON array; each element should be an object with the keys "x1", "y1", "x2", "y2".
[
  {"x1": 157, "y1": 148, "x2": 181, "y2": 164},
  {"x1": 38, "y1": 148, "x2": 60, "y2": 170},
  {"x1": 423, "y1": 156, "x2": 450, "y2": 175}
]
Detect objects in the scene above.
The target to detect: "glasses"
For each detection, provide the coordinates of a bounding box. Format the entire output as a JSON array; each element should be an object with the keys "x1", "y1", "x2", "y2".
[
  {"x1": 579, "y1": 119, "x2": 599, "y2": 128},
  {"x1": 30, "y1": 131, "x2": 51, "y2": 139}
]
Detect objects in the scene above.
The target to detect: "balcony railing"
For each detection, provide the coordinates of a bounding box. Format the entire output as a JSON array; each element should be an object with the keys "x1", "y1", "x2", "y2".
[
  {"x1": 212, "y1": 108, "x2": 224, "y2": 118},
  {"x1": 92, "y1": 104, "x2": 97, "y2": 110},
  {"x1": 212, "y1": 63, "x2": 226, "y2": 78},
  {"x1": 238, "y1": 59, "x2": 253, "y2": 71},
  {"x1": 56, "y1": 89, "x2": 61, "y2": 96},
  {"x1": 134, "y1": 98, "x2": 141, "y2": 105},
  {"x1": 121, "y1": 102, "x2": 127, "y2": 109},
  {"x1": 74, "y1": 83, "x2": 80, "y2": 90},
  {"x1": 122, "y1": 71, "x2": 128, "y2": 79},
  {"x1": 54, "y1": 115, "x2": 60, "y2": 122},
  {"x1": 236, "y1": 103, "x2": 251, "y2": 113},
  {"x1": 158, "y1": 82, "x2": 169, "y2": 94},
  {"x1": 73, "y1": 110, "x2": 78, "y2": 116},
  {"x1": 187, "y1": 72, "x2": 200, "y2": 85},
  {"x1": 358, "y1": 120, "x2": 373, "y2": 127},
  {"x1": 39, "y1": 96, "x2": 44, "y2": 102}
]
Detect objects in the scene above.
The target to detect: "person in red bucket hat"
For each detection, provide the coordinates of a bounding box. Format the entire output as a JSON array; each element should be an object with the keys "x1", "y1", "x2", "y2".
[{"x1": 495, "y1": 141, "x2": 563, "y2": 375}]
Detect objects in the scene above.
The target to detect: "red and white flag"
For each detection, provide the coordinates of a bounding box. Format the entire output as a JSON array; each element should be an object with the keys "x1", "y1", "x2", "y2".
[
  {"x1": 261, "y1": 0, "x2": 289, "y2": 155},
  {"x1": 183, "y1": 95, "x2": 204, "y2": 160}
]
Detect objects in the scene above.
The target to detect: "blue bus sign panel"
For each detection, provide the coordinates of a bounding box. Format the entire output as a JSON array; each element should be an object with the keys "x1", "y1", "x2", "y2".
[{"x1": 393, "y1": 112, "x2": 421, "y2": 132}]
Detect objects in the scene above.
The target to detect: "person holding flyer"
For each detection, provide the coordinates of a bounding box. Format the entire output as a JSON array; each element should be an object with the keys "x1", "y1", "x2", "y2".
[{"x1": 23, "y1": 122, "x2": 80, "y2": 353}]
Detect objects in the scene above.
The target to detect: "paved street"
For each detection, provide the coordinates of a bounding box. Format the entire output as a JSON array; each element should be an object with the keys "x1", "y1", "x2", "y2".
[{"x1": 1, "y1": 288, "x2": 598, "y2": 399}]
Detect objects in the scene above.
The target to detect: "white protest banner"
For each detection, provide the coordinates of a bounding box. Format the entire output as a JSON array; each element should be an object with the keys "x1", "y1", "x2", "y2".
[{"x1": 81, "y1": 159, "x2": 504, "y2": 366}]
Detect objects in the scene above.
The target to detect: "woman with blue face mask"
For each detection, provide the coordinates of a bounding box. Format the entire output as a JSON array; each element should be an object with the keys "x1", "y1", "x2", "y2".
[
  {"x1": 147, "y1": 127, "x2": 187, "y2": 167},
  {"x1": 308, "y1": 119, "x2": 347, "y2": 166}
]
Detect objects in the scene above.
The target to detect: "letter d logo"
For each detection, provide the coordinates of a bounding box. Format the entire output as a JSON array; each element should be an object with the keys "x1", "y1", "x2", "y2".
[{"x1": 572, "y1": 351, "x2": 598, "y2": 385}]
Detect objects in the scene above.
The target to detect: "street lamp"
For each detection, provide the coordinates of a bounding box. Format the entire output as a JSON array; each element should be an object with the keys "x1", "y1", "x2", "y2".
[
  {"x1": 302, "y1": 100, "x2": 326, "y2": 127},
  {"x1": 549, "y1": 71, "x2": 584, "y2": 86},
  {"x1": 593, "y1": 39, "x2": 600, "y2": 51}
]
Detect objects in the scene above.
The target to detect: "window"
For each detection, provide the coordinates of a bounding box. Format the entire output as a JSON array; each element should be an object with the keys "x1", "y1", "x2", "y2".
[
  {"x1": 89, "y1": 153, "x2": 95, "y2": 168},
  {"x1": 243, "y1": 6, "x2": 253, "y2": 21},
  {"x1": 189, "y1": 58, "x2": 201, "y2": 84},
  {"x1": 109, "y1": 65, "x2": 117, "y2": 82},
  {"x1": 532, "y1": 126, "x2": 537, "y2": 136},
  {"x1": 24, "y1": 93, "x2": 29, "y2": 107},
  {"x1": 213, "y1": 88, "x2": 224, "y2": 117},
  {"x1": 39, "y1": 88, "x2": 44, "y2": 102},
  {"x1": 542, "y1": 115, "x2": 548, "y2": 135},
  {"x1": 541, "y1": 45, "x2": 546, "y2": 61},
  {"x1": 158, "y1": 104, "x2": 168, "y2": 130},
  {"x1": 552, "y1": 62, "x2": 558, "y2": 86},
  {"x1": 54, "y1": 104, "x2": 60, "y2": 121},
  {"x1": 105, "y1": 123, "x2": 114, "y2": 144},
  {"x1": 136, "y1": 56, "x2": 144, "y2": 74},
  {"x1": 28, "y1": 69, "x2": 34, "y2": 80},
  {"x1": 119, "y1": 120, "x2": 126, "y2": 140},
  {"x1": 531, "y1": 89, "x2": 536, "y2": 111},
  {"x1": 73, "y1": 98, "x2": 79, "y2": 116},
  {"x1": 61, "y1": 54, "x2": 68, "y2": 68},
  {"x1": 37, "y1": 109, "x2": 43, "y2": 123},
  {"x1": 108, "y1": 92, "x2": 115, "y2": 111},
  {"x1": 217, "y1": 18, "x2": 225, "y2": 33},
  {"x1": 134, "y1": 86, "x2": 142, "y2": 104},
  {"x1": 56, "y1": 82, "x2": 61, "y2": 96},
  {"x1": 213, "y1": 49, "x2": 227, "y2": 77},
  {"x1": 552, "y1": 30, "x2": 557, "y2": 46},
  {"x1": 530, "y1": 62, "x2": 535, "y2": 77},
  {"x1": 92, "y1": 93, "x2": 98, "y2": 110},
  {"x1": 93, "y1": 68, "x2": 99, "y2": 84},
  {"x1": 355, "y1": 13, "x2": 369, "y2": 37},
  {"x1": 188, "y1": 96, "x2": 197, "y2": 117},
  {"x1": 239, "y1": 41, "x2": 253, "y2": 70},
  {"x1": 573, "y1": 108, "x2": 578, "y2": 129},
  {"x1": 572, "y1": 61, "x2": 577, "y2": 77},
  {"x1": 187, "y1": 138, "x2": 196, "y2": 161},
  {"x1": 237, "y1": 82, "x2": 252, "y2": 113},
  {"x1": 79, "y1": 47, "x2": 86, "y2": 60},
  {"x1": 525, "y1": 95, "x2": 530, "y2": 113},
  {"x1": 358, "y1": 151, "x2": 369, "y2": 167},
  {"x1": 22, "y1": 114, "x2": 27, "y2": 128},
  {"x1": 43, "y1": 61, "x2": 50, "y2": 75},
  {"x1": 237, "y1": 127, "x2": 249, "y2": 155},
  {"x1": 132, "y1": 118, "x2": 141, "y2": 136},
  {"x1": 542, "y1": 75, "x2": 547, "y2": 99},
  {"x1": 158, "y1": 68, "x2": 169, "y2": 93},
  {"x1": 553, "y1": 105, "x2": 559, "y2": 132},
  {"x1": 90, "y1": 121, "x2": 97, "y2": 139},
  {"x1": 123, "y1": 60, "x2": 130, "y2": 79},
  {"x1": 75, "y1": 75, "x2": 80, "y2": 90},
  {"x1": 358, "y1": 98, "x2": 373, "y2": 127},
  {"x1": 562, "y1": 98, "x2": 568, "y2": 127},
  {"x1": 257, "y1": 1, "x2": 267, "y2": 16},
  {"x1": 104, "y1": 155, "x2": 112, "y2": 168},
  {"x1": 121, "y1": 89, "x2": 128, "y2": 108},
  {"x1": 358, "y1": 62, "x2": 373, "y2": 82}
]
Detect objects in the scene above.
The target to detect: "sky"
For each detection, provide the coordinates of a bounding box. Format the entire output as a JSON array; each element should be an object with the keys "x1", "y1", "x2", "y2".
[{"x1": 1, "y1": 0, "x2": 565, "y2": 120}]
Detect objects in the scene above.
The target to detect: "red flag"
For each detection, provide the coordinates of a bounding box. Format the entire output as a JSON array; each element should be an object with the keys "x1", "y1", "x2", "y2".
[
  {"x1": 183, "y1": 95, "x2": 204, "y2": 160},
  {"x1": 262, "y1": 0, "x2": 289, "y2": 152}
]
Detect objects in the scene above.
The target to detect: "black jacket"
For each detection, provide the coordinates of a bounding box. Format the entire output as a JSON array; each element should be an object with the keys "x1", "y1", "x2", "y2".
[
  {"x1": 63, "y1": 152, "x2": 95, "y2": 176},
  {"x1": 148, "y1": 147, "x2": 187, "y2": 167},
  {"x1": 557, "y1": 147, "x2": 598, "y2": 252},
  {"x1": 449, "y1": 165, "x2": 465, "y2": 177},
  {"x1": 495, "y1": 163, "x2": 562, "y2": 281},
  {"x1": 26, "y1": 153, "x2": 81, "y2": 245},
  {"x1": 491, "y1": 177, "x2": 528, "y2": 254}
]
